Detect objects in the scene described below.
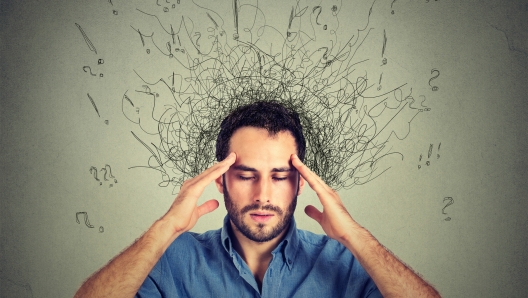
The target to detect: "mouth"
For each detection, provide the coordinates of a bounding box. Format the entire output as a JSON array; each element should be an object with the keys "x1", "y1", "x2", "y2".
[{"x1": 249, "y1": 212, "x2": 274, "y2": 223}]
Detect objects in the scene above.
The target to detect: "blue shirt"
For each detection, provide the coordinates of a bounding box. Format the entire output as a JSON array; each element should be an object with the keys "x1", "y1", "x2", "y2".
[{"x1": 136, "y1": 216, "x2": 382, "y2": 297}]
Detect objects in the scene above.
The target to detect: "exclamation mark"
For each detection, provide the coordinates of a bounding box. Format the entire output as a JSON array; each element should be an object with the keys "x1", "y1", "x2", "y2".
[
  {"x1": 426, "y1": 144, "x2": 433, "y2": 166},
  {"x1": 437, "y1": 143, "x2": 441, "y2": 159},
  {"x1": 233, "y1": 0, "x2": 239, "y2": 40}
]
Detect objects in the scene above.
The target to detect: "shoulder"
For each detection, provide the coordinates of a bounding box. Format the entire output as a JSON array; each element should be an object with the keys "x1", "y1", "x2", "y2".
[
  {"x1": 179, "y1": 228, "x2": 222, "y2": 243},
  {"x1": 293, "y1": 229, "x2": 379, "y2": 295},
  {"x1": 293, "y1": 228, "x2": 357, "y2": 268},
  {"x1": 164, "y1": 228, "x2": 224, "y2": 257},
  {"x1": 296, "y1": 229, "x2": 348, "y2": 253}
]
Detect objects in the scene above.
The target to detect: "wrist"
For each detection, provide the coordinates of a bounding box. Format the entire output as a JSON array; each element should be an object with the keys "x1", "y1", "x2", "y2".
[
  {"x1": 340, "y1": 221, "x2": 377, "y2": 256},
  {"x1": 148, "y1": 217, "x2": 184, "y2": 253}
]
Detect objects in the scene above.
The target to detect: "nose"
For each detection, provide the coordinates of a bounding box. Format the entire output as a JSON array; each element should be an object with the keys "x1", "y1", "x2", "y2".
[{"x1": 254, "y1": 177, "x2": 272, "y2": 203}]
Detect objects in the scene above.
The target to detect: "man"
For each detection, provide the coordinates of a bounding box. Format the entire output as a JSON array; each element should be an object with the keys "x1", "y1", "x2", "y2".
[{"x1": 75, "y1": 101, "x2": 440, "y2": 297}]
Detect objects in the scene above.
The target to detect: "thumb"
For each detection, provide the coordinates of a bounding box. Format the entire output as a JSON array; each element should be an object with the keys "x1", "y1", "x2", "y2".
[
  {"x1": 197, "y1": 199, "x2": 220, "y2": 217},
  {"x1": 304, "y1": 205, "x2": 323, "y2": 224}
]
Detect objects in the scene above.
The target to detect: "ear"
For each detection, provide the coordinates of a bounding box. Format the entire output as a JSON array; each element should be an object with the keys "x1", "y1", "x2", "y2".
[
  {"x1": 215, "y1": 174, "x2": 225, "y2": 194},
  {"x1": 297, "y1": 175, "x2": 305, "y2": 196}
]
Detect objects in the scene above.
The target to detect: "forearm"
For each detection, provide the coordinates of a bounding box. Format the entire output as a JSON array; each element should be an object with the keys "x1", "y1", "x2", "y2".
[
  {"x1": 342, "y1": 222, "x2": 440, "y2": 298},
  {"x1": 74, "y1": 219, "x2": 178, "y2": 298}
]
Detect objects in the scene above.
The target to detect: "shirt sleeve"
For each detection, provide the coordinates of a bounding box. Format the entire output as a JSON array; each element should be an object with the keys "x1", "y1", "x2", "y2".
[
  {"x1": 135, "y1": 254, "x2": 165, "y2": 298},
  {"x1": 135, "y1": 242, "x2": 182, "y2": 298},
  {"x1": 363, "y1": 278, "x2": 383, "y2": 298},
  {"x1": 340, "y1": 242, "x2": 384, "y2": 298},
  {"x1": 135, "y1": 274, "x2": 162, "y2": 298}
]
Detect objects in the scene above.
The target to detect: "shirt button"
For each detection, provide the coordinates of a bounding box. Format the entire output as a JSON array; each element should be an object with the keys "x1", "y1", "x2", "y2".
[{"x1": 287, "y1": 259, "x2": 292, "y2": 264}]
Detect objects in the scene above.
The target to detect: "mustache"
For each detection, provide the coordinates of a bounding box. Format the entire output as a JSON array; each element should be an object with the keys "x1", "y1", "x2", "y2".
[{"x1": 240, "y1": 203, "x2": 283, "y2": 215}]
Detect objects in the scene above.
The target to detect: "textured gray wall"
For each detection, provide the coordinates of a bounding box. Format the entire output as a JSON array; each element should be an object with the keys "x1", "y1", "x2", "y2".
[{"x1": 1, "y1": 0, "x2": 527, "y2": 297}]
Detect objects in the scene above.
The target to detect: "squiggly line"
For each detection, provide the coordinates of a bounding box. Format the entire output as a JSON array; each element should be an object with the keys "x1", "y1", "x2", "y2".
[
  {"x1": 76, "y1": 212, "x2": 94, "y2": 228},
  {"x1": 100, "y1": 164, "x2": 116, "y2": 181},
  {"x1": 89, "y1": 166, "x2": 99, "y2": 181},
  {"x1": 123, "y1": 0, "x2": 424, "y2": 192},
  {"x1": 83, "y1": 66, "x2": 97, "y2": 76}
]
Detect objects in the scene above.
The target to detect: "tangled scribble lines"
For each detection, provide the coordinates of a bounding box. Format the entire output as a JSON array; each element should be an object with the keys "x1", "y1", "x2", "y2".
[{"x1": 122, "y1": 0, "x2": 426, "y2": 193}]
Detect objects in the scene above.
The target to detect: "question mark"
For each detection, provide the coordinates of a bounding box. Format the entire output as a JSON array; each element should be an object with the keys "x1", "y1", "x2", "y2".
[
  {"x1": 312, "y1": 6, "x2": 326, "y2": 29},
  {"x1": 101, "y1": 164, "x2": 115, "y2": 181},
  {"x1": 76, "y1": 212, "x2": 94, "y2": 228},
  {"x1": 83, "y1": 66, "x2": 97, "y2": 76},
  {"x1": 194, "y1": 32, "x2": 201, "y2": 48},
  {"x1": 391, "y1": 0, "x2": 397, "y2": 14},
  {"x1": 429, "y1": 69, "x2": 440, "y2": 91},
  {"x1": 313, "y1": 6, "x2": 322, "y2": 24},
  {"x1": 90, "y1": 166, "x2": 103, "y2": 185},
  {"x1": 89, "y1": 166, "x2": 99, "y2": 181},
  {"x1": 442, "y1": 197, "x2": 454, "y2": 221}
]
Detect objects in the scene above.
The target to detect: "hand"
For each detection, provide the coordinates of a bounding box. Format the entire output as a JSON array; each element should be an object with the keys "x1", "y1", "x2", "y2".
[
  {"x1": 291, "y1": 154, "x2": 356, "y2": 244},
  {"x1": 161, "y1": 152, "x2": 236, "y2": 239}
]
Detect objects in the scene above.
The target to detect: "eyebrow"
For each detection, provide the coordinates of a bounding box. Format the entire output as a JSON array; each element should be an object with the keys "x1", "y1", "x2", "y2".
[{"x1": 232, "y1": 164, "x2": 294, "y2": 173}]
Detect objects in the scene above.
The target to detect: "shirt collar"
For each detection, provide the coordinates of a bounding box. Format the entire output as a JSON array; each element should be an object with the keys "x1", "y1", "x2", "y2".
[{"x1": 220, "y1": 215, "x2": 299, "y2": 269}]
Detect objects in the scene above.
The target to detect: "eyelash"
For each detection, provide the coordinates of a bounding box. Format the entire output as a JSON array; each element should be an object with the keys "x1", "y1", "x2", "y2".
[{"x1": 239, "y1": 176, "x2": 287, "y2": 181}]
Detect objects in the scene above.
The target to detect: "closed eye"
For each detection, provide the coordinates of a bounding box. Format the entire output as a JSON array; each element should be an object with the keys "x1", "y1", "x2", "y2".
[
  {"x1": 238, "y1": 176, "x2": 288, "y2": 181},
  {"x1": 273, "y1": 177, "x2": 288, "y2": 181}
]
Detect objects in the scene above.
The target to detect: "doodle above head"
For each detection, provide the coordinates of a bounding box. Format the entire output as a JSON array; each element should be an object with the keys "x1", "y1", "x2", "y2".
[{"x1": 122, "y1": 0, "x2": 426, "y2": 193}]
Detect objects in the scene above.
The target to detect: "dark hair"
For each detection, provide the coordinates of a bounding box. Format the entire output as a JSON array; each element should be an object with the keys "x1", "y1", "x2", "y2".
[{"x1": 215, "y1": 100, "x2": 306, "y2": 162}]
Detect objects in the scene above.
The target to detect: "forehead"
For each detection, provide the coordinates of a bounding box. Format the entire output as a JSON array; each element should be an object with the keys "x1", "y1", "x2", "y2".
[{"x1": 228, "y1": 127, "x2": 297, "y2": 168}]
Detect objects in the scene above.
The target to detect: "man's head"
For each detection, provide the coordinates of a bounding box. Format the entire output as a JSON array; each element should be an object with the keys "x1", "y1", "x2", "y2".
[
  {"x1": 215, "y1": 100, "x2": 306, "y2": 163},
  {"x1": 214, "y1": 101, "x2": 306, "y2": 243}
]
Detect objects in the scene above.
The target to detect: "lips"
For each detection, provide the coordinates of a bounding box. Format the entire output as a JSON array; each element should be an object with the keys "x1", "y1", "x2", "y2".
[{"x1": 249, "y1": 212, "x2": 274, "y2": 223}]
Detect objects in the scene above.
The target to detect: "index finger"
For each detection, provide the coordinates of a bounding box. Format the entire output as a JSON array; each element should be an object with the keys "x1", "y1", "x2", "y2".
[
  {"x1": 187, "y1": 152, "x2": 236, "y2": 195},
  {"x1": 187, "y1": 152, "x2": 236, "y2": 190}
]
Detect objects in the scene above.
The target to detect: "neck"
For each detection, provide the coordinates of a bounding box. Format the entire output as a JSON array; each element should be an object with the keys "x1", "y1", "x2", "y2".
[{"x1": 228, "y1": 220, "x2": 290, "y2": 291}]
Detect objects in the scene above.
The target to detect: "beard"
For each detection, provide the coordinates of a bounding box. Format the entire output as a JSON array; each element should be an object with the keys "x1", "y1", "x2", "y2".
[{"x1": 223, "y1": 176, "x2": 297, "y2": 243}]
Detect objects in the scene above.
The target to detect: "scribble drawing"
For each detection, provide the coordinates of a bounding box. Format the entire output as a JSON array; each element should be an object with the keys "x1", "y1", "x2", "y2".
[
  {"x1": 76, "y1": 212, "x2": 94, "y2": 228},
  {"x1": 83, "y1": 66, "x2": 97, "y2": 76},
  {"x1": 427, "y1": 144, "x2": 433, "y2": 159},
  {"x1": 101, "y1": 164, "x2": 116, "y2": 181},
  {"x1": 75, "y1": 23, "x2": 97, "y2": 54},
  {"x1": 121, "y1": 0, "x2": 428, "y2": 193},
  {"x1": 429, "y1": 69, "x2": 440, "y2": 91},
  {"x1": 417, "y1": 142, "x2": 441, "y2": 169},
  {"x1": 87, "y1": 93, "x2": 100, "y2": 117},
  {"x1": 89, "y1": 166, "x2": 100, "y2": 181},
  {"x1": 90, "y1": 165, "x2": 117, "y2": 185},
  {"x1": 442, "y1": 197, "x2": 454, "y2": 221}
]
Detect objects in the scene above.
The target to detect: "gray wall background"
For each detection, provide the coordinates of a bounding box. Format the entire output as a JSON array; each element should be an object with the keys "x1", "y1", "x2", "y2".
[{"x1": 1, "y1": 0, "x2": 527, "y2": 297}]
